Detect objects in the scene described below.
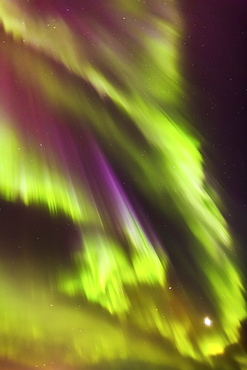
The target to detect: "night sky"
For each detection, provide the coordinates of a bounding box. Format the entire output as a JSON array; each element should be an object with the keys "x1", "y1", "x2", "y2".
[
  {"x1": 0, "y1": 1, "x2": 247, "y2": 369},
  {"x1": 183, "y1": 0, "x2": 247, "y2": 269}
]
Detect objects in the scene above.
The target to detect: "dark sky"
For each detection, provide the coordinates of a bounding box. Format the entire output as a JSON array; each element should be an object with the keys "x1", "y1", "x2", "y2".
[
  {"x1": 183, "y1": 0, "x2": 247, "y2": 200},
  {"x1": 181, "y1": 0, "x2": 247, "y2": 263}
]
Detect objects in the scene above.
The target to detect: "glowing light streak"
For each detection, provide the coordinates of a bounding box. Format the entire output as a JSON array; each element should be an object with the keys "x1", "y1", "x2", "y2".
[{"x1": 0, "y1": 0, "x2": 245, "y2": 367}]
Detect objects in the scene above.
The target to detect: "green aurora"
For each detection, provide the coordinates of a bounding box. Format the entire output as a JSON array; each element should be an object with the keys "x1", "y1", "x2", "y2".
[{"x1": 0, "y1": 0, "x2": 246, "y2": 368}]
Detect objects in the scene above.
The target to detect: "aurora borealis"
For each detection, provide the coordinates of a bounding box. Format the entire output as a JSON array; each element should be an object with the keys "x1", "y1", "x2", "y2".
[{"x1": 0, "y1": 0, "x2": 247, "y2": 369}]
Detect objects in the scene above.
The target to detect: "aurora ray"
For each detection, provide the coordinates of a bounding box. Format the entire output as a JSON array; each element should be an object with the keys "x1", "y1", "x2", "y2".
[{"x1": 0, "y1": 0, "x2": 246, "y2": 369}]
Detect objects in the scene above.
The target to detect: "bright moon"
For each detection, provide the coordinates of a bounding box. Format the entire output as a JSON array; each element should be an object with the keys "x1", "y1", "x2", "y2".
[{"x1": 204, "y1": 317, "x2": 212, "y2": 326}]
